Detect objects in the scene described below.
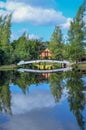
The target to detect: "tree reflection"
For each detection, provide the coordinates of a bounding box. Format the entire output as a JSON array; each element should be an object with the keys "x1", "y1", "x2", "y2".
[
  {"x1": 49, "y1": 70, "x2": 86, "y2": 130},
  {"x1": 49, "y1": 72, "x2": 64, "y2": 102},
  {"x1": 11, "y1": 71, "x2": 48, "y2": 93},
  {"x1": 65, "y1": 70, "x2": 86, "y2": 130},
  {"x1": 0, "y1": 70, "x2": 86, "y2": 130},
  {"x1": 0, "y1": 70, "x2": 48, "y2": 114},
  {"x1": 0, "y1": 71, "x2": 12, "y2": 114}
]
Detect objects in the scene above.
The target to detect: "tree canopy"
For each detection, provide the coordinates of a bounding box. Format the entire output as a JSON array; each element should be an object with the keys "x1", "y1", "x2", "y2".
[
  {"x1": 49, "y1": 26, "x2": 63, "y2": 60},
  {"x1": 68, "y1": 3, "x2": 86, "y2": 62}
]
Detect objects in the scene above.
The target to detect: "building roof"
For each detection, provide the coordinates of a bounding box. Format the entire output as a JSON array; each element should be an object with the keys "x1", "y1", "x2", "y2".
[{"x1": 39, "y1": 48, "x2": 52, "y2": 58}]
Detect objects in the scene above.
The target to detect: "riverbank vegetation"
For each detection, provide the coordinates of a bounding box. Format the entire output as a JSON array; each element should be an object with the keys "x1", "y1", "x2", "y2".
[
  {"x1": 0, "y1": 65, "x2": 17, "y2": 70},
  {"x1": 0, "y1": 2, "x2": 86, "y2": 69},
  {"x1": 78, "y1": 63, "x2": 86, "y2": 70}
]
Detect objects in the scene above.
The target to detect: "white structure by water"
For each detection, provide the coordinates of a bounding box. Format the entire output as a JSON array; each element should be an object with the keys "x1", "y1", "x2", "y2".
[
  {"x1": 18, "y1": 67, "x2": 72, "y2": 73},
  {"x1": 17, "y1": 60, "x2": 70, "y2": 65}
]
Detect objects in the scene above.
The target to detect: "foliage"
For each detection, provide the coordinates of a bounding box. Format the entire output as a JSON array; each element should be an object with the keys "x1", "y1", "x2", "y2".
[
  {"x1": 68, "y1": 3, "x2": 86, "y2": 62},
  {"x1": 0, "y1": 15, "x2": 12, "y2": 64},
  {"x1": 0, "y1": 71, "x2": 12, "y2": 114},
  {"x1": 11, "y1": 33, "x2": 47, "y2": 63},
  {"x1": 0, "y1": 49, "x2": 6, "y2": 65},
  {"x1": 49, "y1": 72, "x2": 63, "y2": 102},
  {"x1": 65, "y1": 70, "x2": 86, "y2": 130},
  {"x1": 49, "y1": 26, "x2": 63, "y2": 60}
]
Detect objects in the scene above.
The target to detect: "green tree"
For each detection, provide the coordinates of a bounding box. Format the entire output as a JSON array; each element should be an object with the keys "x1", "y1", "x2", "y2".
[
  {"x1": 49, "y1": 26, "x2": 63, "y2": 60},
  {"x1": 63, "y1": 43, "x2": 70, "y2": 60},
  {"x1": 68, "y1": 2, "x2": 86, "y2": 62},
  {"x1": 11, "y1": 33, "x2": 46, "y2": 63},
  {"x1": 0, "y1": 49, "x2": 6, "y2": 65},
  {"x1": 12, "y1": 33, "x2": 30, "y2": 62},
  {"x1": 0, "y1": 15, "x2": 12, "y2": 64}
]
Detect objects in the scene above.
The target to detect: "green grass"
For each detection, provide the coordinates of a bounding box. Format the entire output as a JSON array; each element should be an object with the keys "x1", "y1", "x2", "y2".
[
  {"x1": 78, "y1": 63, "x2": 86, "y2": 70},
  {"x1": 0, "y1": 64, "x2": 17, "y2": 70}
]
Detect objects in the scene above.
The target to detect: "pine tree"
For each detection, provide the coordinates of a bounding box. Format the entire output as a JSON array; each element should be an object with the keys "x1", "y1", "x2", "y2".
[
  {"x1": 0, "y1": 15, "x2": 12, "y2": 64},
  {"x1": 49, "y1": 26, "x2": 63, "y2": 60},
  {"x1": 68, "y1": 1, "x2": 86, "y2": 62}
]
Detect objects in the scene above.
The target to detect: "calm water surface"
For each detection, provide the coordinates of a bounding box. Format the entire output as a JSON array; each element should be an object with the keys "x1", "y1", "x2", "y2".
[{"x1": 0, "y1": 70, "x2": 86, "y2": 130}]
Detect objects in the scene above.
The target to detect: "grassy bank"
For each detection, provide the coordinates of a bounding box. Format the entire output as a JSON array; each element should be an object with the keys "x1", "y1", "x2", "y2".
[
  {"x1": 0, "y1": 64, "x2": 17, "y2": 70},
  {"x1": 78, "y1": 63, "x2": 86, "y2": 70},
  {"x1": 0, "y1": 63, "x2": 85, "y2": 71}
]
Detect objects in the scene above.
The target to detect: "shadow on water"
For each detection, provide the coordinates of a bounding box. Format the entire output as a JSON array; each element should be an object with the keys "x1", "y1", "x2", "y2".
[{"x1": 0, "y1": 69, "x2": 86, "y2": 130}]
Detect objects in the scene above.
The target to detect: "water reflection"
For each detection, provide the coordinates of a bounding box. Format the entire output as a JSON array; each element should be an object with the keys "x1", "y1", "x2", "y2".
[
  {"x1": 11, "y1": 87, "x2": 55, "y2": 115},
  {"x1": 65, "y1": 70, "x2": 86, "y2": 130},
  {"x1": 0, "y1": 71, "x2": 12, "y2": 115},
  {"x1": 0, "y1": 70, "x2": 86, "y2": 130}
]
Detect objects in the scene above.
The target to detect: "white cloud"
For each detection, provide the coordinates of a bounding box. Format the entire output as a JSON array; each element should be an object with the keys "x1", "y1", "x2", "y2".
[
  {"x1": 61, "y1": 18, "x2": 73, "y2": 29},
  {"x1": 0, "y1": 9, "x2": 5, "y2": 16},
  {"x1": 28, "y1": 34, "x2": 40, "y2": 39},
  {"x1": 11, "y1": 29, "x2": 40, "y2": 40},
  {"x1": 0, "y1": 1, "x2": 73, "y2": 31},
  {"x1": 0, "y1": 1, "x2": 67, "y2": 25},
  {"x1": 0, "y1": 1, "x2": 6, "y2": 8}
]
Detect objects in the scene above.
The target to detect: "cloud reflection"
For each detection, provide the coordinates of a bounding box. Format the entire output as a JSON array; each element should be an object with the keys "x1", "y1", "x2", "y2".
[
  {"x1": 11, "y1": 89, "x2": 56, "y2": 115},
  {"x1": 2, "y1": 99, "x2": 80, "y2": 130},
  {"x1": 0, "y1": 84, "x2": 81, "y2": 130}
]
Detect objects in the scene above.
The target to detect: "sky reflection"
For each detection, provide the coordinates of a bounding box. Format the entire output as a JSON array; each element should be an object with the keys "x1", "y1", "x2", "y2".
[
  {"x1": 11, "y1": 89, "x2": 55, "y2": 115},
  {"x1": 0, "y1": 73, "x2": 86, "y2": 130},
  {"x1": 10, "y1": 83, "x2": 68, "y2": 115},
  {"x1": 0, "y1": 83, "x2": 79, "y2": 130},
  {"x1": 1, "y1": 108, "x2": 80, "y2": 130}
]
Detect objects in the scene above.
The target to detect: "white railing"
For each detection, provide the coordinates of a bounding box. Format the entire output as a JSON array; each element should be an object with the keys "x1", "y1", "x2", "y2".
[
  {"x1": 18, "y1": 67, "x2": 72, "y2": 73},
  {"x1": 17, "y1": 60, "x2": 70, "y2": 65}
]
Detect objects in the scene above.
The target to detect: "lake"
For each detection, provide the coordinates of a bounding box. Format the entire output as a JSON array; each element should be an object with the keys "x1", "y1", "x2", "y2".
[{"x1": 0, "y1": 69, "x2": 86, "y2": 130}]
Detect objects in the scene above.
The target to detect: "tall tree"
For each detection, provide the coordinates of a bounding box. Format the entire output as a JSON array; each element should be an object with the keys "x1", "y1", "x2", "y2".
[
  {"x1": 0, "y1": 49, "x2": 6, "y2": 65},
  {"x1": 68, "y1": 2, "x2": 86, "y2": 62},
  {"x1": 12, "y1": 33, "x2": 46, "y2": 63},
  {"x1": 0, "y1": 15, "x2": 12, "y2": 64},
  {"x1": 12, "y1": 33, "x2": 30, "y2": 62},
  {"x1": 49, "y1": 26, "x2": 63, "y2": 60}
]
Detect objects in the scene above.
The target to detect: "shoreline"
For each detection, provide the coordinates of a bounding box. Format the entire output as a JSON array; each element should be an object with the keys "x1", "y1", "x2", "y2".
[
  {"x1": 78, "y1": 63, "x2": 86, "y2": 70},
  {"x1": 0, "y1": 64, "x2": 17, "y2": 70},
  {"x1": 0, "y1": 63, "x2": 86, "y2": 71}
]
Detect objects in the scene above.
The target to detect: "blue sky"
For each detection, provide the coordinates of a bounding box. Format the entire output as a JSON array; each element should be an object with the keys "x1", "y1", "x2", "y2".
[{"x1": 0, "y1": 0, "x2": 84, "y2": 41}]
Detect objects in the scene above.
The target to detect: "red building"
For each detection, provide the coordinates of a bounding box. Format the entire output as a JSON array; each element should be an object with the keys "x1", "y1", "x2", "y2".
[{"x1": 39, "y1": 48, "x2": 52, "y2": 59}]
